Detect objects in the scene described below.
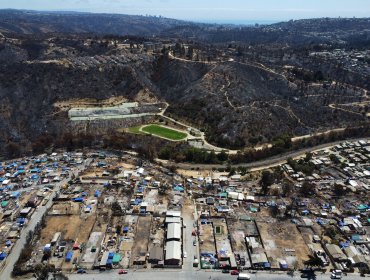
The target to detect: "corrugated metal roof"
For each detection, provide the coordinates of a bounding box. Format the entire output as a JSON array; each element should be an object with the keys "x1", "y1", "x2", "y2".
[
  {"x1": 165, "y1": 241, "x2": 181, "y2": 260},
  {"x1": 167, "y1": 223, "x2": 181, "y2": 240}
]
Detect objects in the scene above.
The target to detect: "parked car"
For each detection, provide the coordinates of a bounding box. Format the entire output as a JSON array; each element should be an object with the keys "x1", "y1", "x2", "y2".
[
  {"x1": 222, "y1": 269, "x2": 229, "y2": 273},
  {"x1": 118, "y1": 269, "x2": 128, "y2": 274},
  {"x1": 77, "y1": 269, "x2": 86, "y2": 274},
  {"x1": 230, "y1": 270, "x2": 239, "y2": 275}
]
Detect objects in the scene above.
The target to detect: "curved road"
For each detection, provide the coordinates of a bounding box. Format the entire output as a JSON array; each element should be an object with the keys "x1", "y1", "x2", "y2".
[{"x1": 164, "y1": 137, "x2": 370, "y2": 171}]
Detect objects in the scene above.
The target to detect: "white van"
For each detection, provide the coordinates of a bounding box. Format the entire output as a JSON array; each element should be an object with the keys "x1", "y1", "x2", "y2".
[{"x1": 237, "y1": 273, "x2": 251, "y2": 280}]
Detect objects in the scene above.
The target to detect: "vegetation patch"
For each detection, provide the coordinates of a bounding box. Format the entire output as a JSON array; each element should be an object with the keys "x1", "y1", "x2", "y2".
[{"x1": 142, "y1": 124, "x2": 187, "y2": 140}]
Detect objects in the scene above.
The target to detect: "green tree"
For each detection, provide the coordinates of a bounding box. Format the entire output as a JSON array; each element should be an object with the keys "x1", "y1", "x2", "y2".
[
  {"x1": 34, "y1": 264, "x2": 55, "y2": 280},
  {"x1": 304, "y1": 255, "x2": 323, "y2": 268},
  {"x1": 260, "y1": 170, "x2": 274, "y2": 195},
  {"x1": 333, "y1": 183, "x2": 346, "y2": 196},
  {"x1": 217, "y1": 150, "x2": 229, "y2": 162},
  {"x1": 304, "y1": 152, "x2": 313, "y2": 162},
  {"x1": 300, "y1": 181, "x2": 315, "y2": 196},
  {"x1": 282, "y1": 182, "x2": 294, "y2": 197}
]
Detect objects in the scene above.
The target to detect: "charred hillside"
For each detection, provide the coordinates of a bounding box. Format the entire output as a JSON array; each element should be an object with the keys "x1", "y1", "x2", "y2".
[
  {"x1": 154, "y1": 59, "x2": 364, "y2": 148},
  {"x1": 0, "y1": 9, "x2": 189, "y2": 36},
  {"x1": 0, "y1": 14, "x2": 369, "y2": 157}
]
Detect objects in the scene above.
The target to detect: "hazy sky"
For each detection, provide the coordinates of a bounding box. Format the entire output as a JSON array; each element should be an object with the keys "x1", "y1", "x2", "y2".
[{"x1": 1, "y1": 0, "x2": 370, "y2": 23}]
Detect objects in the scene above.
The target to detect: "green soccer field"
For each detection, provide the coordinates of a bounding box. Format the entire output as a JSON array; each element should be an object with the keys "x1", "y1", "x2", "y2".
[{"x1": 141, "y1": 124, "x2": 187, "y2": 140}]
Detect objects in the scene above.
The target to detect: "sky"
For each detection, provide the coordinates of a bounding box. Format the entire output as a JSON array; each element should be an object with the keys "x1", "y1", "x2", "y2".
[{"x1": 1, "y1": 0, "x2": 370, "y2": 23}]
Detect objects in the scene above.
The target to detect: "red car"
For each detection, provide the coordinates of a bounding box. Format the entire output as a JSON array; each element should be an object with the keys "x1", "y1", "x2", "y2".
[
  {"x1": 118, "y1": 269, "x2": 128, "y2": 274},
  {"x1": 230, "y1": 270, "x2": 239, "y2": 275}
]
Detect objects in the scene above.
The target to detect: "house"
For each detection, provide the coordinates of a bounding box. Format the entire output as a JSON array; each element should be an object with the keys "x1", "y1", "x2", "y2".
[
  {"x1": 166, "y1": 210, "x2": 181, "y2": 218},
  {"x1": 206, "y1": 197, "x2": 215, "y2": 205},
  {"x1": 352, "y1": 255, "x2": 370, "y2": 269},
  {"x1": 19, "y1": 207, "x2": 32, "y2": 217},
  {"x1": 148, "y1": 245, "x2": 164, "y2": 264}
]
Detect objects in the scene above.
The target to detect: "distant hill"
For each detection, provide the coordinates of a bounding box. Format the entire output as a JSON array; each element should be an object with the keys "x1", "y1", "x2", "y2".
[
  {"x1": 0, "y1": 9, "x2": 191, "y2": 36},
  {"x1": 162, "y1": 17, "x2": 370, "y2": 45},
  {"x1": 0, "y1": 10, "x2": 369, "y2": 46}
]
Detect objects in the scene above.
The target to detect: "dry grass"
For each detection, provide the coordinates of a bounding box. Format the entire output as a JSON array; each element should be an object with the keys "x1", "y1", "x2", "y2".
[
  {"x1": 258, "y1": 221, "x2": 310, "y2": 269},
  {"x1": 40, "y1": 215, "x2": 96, "y2": 244}
]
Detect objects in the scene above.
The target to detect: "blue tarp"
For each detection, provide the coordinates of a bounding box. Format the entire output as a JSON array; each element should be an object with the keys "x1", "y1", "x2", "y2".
[
  {"x1": 5, "y1": 240, "x2": 11, "y2": 246},
  {"x1": 65, "y1": 251, "x2": 73, "y2": 262},
  {"x1": 94, "y1": 191, "x2": 101, "y2": 197},
  {"x1": 0, "y1": 252, "x2": 7, "y2": 260},
  {"x1": 123, "y1": 227, "x2": 129, "y2": 233},
  {"x1": 108, "y1": 252, "x2": 114, "y2": 259},
  {"x1": 352, "y1": 235, "x2": 361, "y2": 241},
  {"x1": 16, "y1": 218, "x2": 26, "y2": 225},
  {"x1": 200, "y1": 252, "x2": 215, "y2": 257},
  {"x1": 264, "y1": 262, "x2": 271, "y2": 268},
  {"x1": 173, "y1": 186, "x2": 184, "y2": 192},
  {"x1": 340, "y1": 241, "x2": 350, "y2": 248},
  {"x1": 30, "y1": 168, "x2": 41, "y2": 173},
  {"x1": 133, "y1": 199, "x2": 142, "y2": 205},
  {"x1": 81, "y1": 192, "x2": 87, "y2": 197},
  {"x1": 73, "y1": 197, "x2": 84, "y2": 202},
  {"x1": 10, "y1": 191, "x2": 20, "y2": 199}
]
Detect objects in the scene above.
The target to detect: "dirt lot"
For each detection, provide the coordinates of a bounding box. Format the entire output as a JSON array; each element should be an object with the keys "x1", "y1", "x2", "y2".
[
  {"x1": 50, "y1": 202, "x2": 80, "y2": 215},
  {"x1": 228, "y1": 219, "x2": 248, "y2": 252},
  {"x1": 199, "y1": 223, "x2": 216, "y2": 254},
  {"x1": 40, "y1": 215, "x2": 96, "y2": 244},
  {"x1": 130, "y1": 216, "x2": 151, "y2": 265},
  {"x1": 176, "y1": 169, "x2": 226, "y2": 178},
  {"x1": 258, "y1": 221, "x2": 310, "y2": 269}
]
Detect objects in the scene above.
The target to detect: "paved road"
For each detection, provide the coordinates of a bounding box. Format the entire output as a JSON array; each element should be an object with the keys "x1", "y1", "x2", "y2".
[
  {"x1": 0, "y1": 159, "x2": 90, "y2": 279},
  {"x1": 182, "y1": 203, "x2": 198, "y2": 271},
  {"x1": 62, "y1": 270, "x2": 366, "y2": 280},
  {"x1": 171, "y1": 137, "x2": 370, "y2": 171},
  {"x1": 0, "y1": 181, "x2": 63, "y2": 279}
]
